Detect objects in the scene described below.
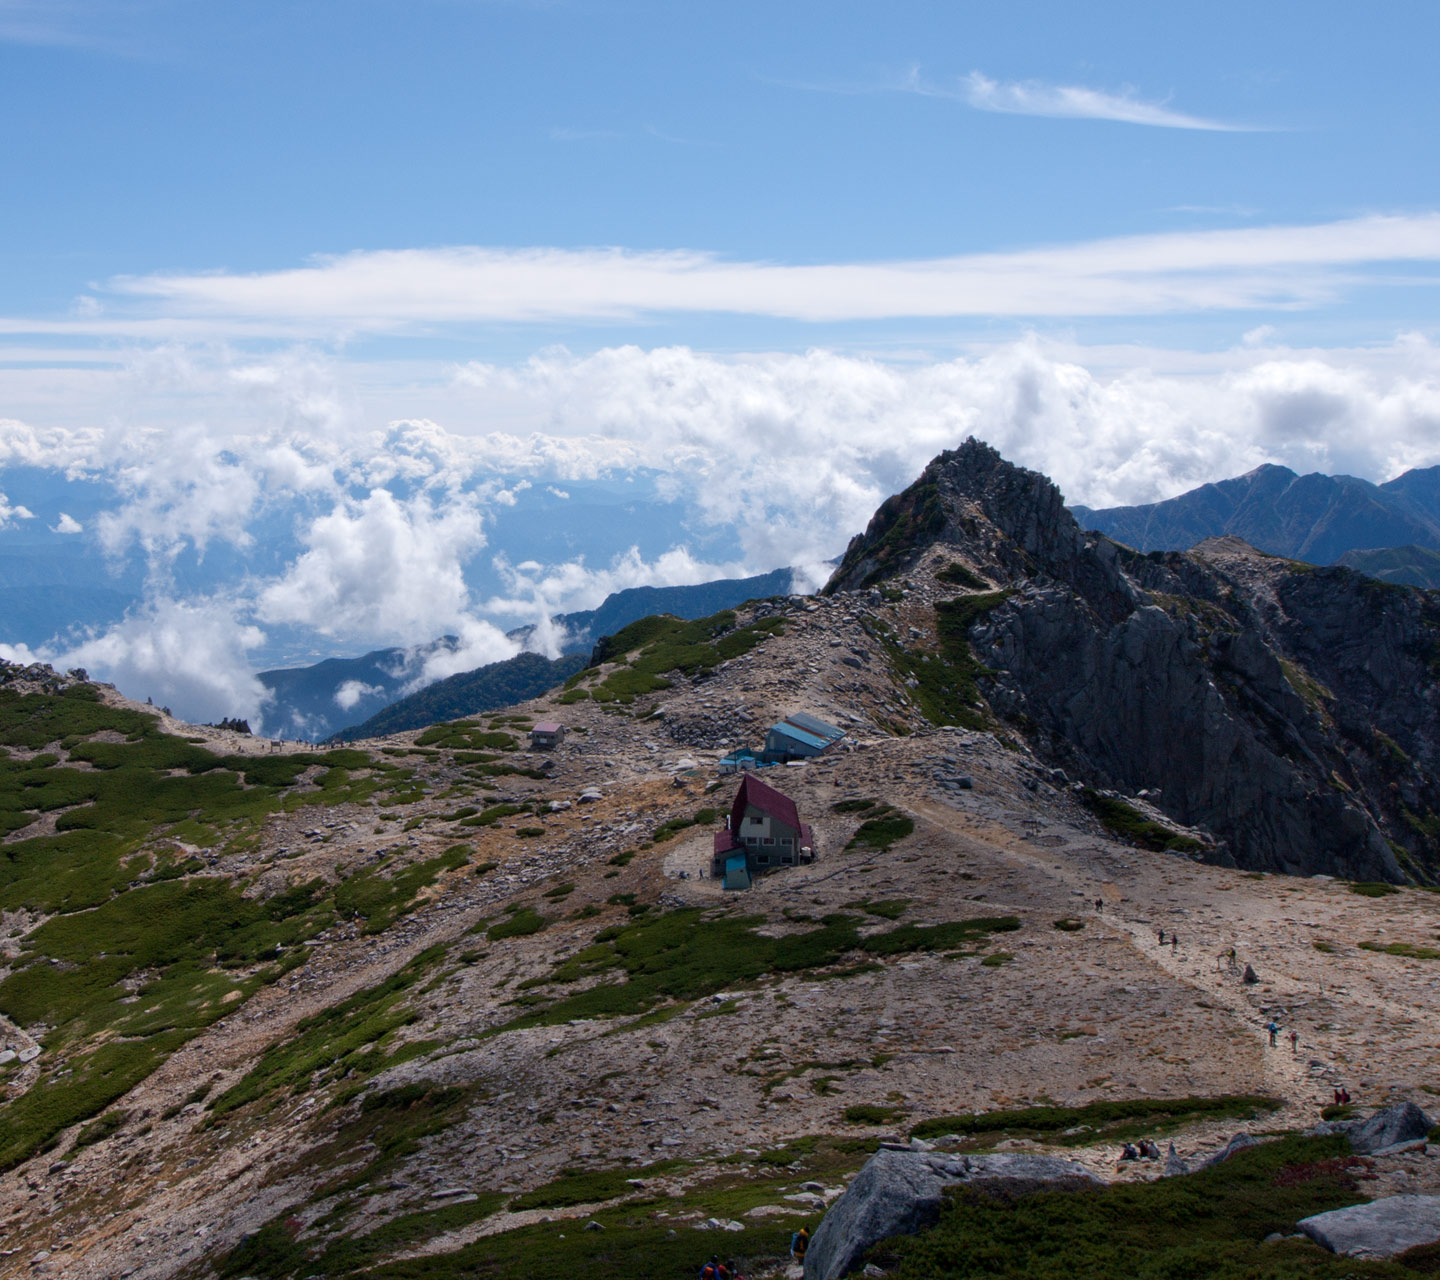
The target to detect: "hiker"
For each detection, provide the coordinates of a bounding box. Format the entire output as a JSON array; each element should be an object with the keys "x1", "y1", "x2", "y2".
[
  {"x1": 790, "y1": 1227, "x2": 809, "y2": 1264},
  {"x1": 700, "y1": 1255, "x2": 722, "y2": 1280},
  {"x1": 1341, "y1": 1087, "x2": 1352, "y2": 1105},
  {"x1": 1171, "y1": 934, "x2": 1179, "y2": 952},
  {"x1": 1267, "y1": 1020, "x2": 1280, "y2": 1047},
  {"x1": 1333, "y1": 1088, "x2": 1343, "y2": 1106},
  {"x1": 1289, "y1": 1028, "x2": 1300, "y2": 1055},
  {"x1": 1119, "y1": 1142, "x2": 1140, "y2": 1161},
  {"x1": 726, "y1": 1261, "x2": 744, "y2": 1280},
  {"x1": 1157, "y1": 928, "x2": 1166, "y2": 945},
  {"x1": 1095, "y1": 897, "x2": 1103, "y2": 911}
]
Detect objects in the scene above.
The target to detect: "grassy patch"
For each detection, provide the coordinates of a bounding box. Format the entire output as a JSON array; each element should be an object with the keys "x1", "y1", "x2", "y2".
[
  {"x1": 880, "y1": 1134, "x2": 1395, "y2": 1280},
  {"x1": 335, "y1": 846, "x2": 468, "y2": 935},
  {"x1": 570, "y1": 611, "x2": 786, "y2": 704},
  {"x1": 1349, "y1": 881, "x2": 1400, "y2": 898},
  {"x1": 879, "y1": 593, "x2": 1010, "y2": 731},
  {"x1": 209, "y1": 946, "x2": 446, "y2": 1117},
  {"x1": 937, "y1": 562, "x2": 990, "y2": 590},
  {"x1": 489, "y1": 909, "x2": 1018, "y2": 1034},
  {"x1": 844, "y1": 1103, "x2": 907, "y2": 1125},
  {"x1": 1079, "y1": 789, "x2": 1203, "y2": 854},
  {"x1": 908, "y1": 1096, "x2": 1281, "y2": 1145},
  {"x1": 1052, "y1": 917, "x2": 1086, "y2": 932},
  {"x1": 1359, "y1": 940, "x2": 1440, "y2": 960},
  {"x1": 510, "y1": 1161, "x2": 680, "y2": 1211},
  {"x1": 488, "y1": 908, "x2": 547, "y2": 941},
  {"x1": 846, "y1": 804, "x2": 916, "y2": 852}
]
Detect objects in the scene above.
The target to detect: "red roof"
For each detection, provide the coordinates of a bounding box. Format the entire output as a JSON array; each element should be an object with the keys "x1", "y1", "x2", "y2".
[
  {"x1": 729, "y1": 773, "x2": 802, "y2": 835},
  {"x1": 714, "y1": 829, "x2": 742, "y2": 856}
]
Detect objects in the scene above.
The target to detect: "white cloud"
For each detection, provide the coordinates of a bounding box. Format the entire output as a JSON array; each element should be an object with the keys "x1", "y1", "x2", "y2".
[
  {"x1": 51, "y1": 512, "x2": 82, "y2": 534},
  {"x1": 5, "y1": 214, "x2": 1426, "y2": 341},
  {"x1": 333, "y1": 679, "x2": 383, "y2": 711},
  {"x1": 955, "y1": 71, "x2": 1258, "y2": 132},
  {"x1": 256, "y1": 487, "x2": 491, "y2": 642},
  {"x1": 57, "y1": 596, "x2": 272, "y2": 730},
  {"x1": 0, "y1": 492, "x2": 34, "y2": 528}
]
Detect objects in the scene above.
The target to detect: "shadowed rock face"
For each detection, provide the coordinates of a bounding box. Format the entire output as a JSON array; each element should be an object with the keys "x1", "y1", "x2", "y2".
[{"x1": 826, "y1": 439, "x2": 1440, "y2": 882}]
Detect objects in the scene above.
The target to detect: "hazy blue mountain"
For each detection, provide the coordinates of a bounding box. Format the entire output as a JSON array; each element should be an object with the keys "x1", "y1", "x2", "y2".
[
  {"x1": 1071, "y1": 463, "x2": 1440, "y2": 562},
  {"x1": 333, "y1": 651, "x2": 588, "y2": 741},
  {"x1": 1338, "y1": 544, "x2": 1440, "y2": 589},
  {"x1": 258, "y1": 638, "x2": 463, "y2": 740},
  {"x1": 264, "y1": 567, "x2": 798, "y2": 740},
  {"x1": 550, "y1": 567, "x2": 794, "y2": 647}
]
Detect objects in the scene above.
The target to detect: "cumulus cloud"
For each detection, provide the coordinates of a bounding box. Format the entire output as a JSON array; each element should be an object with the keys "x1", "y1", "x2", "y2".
[
  {"x1": 0, "y1": 492, "x2": 34, "y2": 528},
  {"x1": 256, "y1": 487, "x2": 489, "y2": 641},
  {"x1": 51, "y1": 512, "x2": 82, "y2": 534},
  {"x1": 333, "y1": 679, "x2": 383, "y2": 711},
  {"x1": 56, "y1": 596, "x2": 271, "y2": 729}
]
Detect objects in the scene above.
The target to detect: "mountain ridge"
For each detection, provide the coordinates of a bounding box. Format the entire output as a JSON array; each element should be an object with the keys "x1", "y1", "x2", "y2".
[{"x1": 1070, "y1": 461, "x2": 1440, "y2": 563}]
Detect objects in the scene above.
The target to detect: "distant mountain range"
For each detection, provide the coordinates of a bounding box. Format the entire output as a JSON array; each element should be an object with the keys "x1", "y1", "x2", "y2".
[
  {"x1": 331, "y1": 651, "x2": 589, "y2": 741},
  {"x1": 1071, "y1": 463, "x2": 1440, "y2": 565},
  {"x1": 260, "y1": 566, "x2": 797, "y2": 740}
]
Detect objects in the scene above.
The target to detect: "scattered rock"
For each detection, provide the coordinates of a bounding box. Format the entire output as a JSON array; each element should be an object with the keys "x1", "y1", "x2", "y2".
[
  {"x1": 1198, "y1": 1134, "x2": 1261, "y2": 1169},
  {"x1": 1300, "y1": 1195, "x2": 1440, "y2": 1259},
  {"x1": 1347, "y1": 1102, "x2": 1435, "y2": 1155}
]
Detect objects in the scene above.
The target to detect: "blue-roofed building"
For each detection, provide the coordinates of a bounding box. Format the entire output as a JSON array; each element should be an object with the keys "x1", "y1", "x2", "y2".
[{"x1": 764, "y1": 711, "x2": 846, "y2": 761}]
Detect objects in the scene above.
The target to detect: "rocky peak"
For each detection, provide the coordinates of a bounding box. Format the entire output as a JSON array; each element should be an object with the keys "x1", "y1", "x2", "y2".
[{"x1": 826, "y1": 438, "x2": 1086, "y2": 594}]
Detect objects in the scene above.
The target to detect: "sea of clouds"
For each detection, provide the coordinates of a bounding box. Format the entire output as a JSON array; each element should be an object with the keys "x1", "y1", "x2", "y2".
[{"x1": 2, "y1": 333, "x2": 1439, "y2": 730}]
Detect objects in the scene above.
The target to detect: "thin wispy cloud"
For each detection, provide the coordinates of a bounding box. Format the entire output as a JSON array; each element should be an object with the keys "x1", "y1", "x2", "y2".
[
  {"x1": 549, "y1": 126, "x2": 622, "y2": 142},
  {"x1": 775, "y1": 64, "x2": 1265, "y2": 133},
  {"x1": 0, "y1": 213, "x2": 1430, "y2": 339},
  {"x1": 0, "y1": 0, "x2": 153, "y2": 54},
  {"x1": 952, "y1": 71, "x2": 1261, "y2": 132}
]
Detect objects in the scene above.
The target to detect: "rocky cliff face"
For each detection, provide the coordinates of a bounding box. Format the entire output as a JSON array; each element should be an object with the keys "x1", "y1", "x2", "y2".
[{"x1": 827, "y1": 439, "x2": 1440, "y2": 882}]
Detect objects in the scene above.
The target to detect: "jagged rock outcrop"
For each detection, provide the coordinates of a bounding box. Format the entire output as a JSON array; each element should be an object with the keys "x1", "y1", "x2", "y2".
[
  {"x1": 826, "y1": 439, "x2": 1440, "y2": 882},
  {"x1": 804, "y1": 1148, "x2": 1101, "y2": 1280}
]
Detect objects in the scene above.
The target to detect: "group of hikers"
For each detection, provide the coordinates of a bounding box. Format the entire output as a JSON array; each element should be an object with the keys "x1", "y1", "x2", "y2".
[
  {"x1": 1118, "y1": 1138, "x2": 1165, "y2": 1162},
  {"x1": 697, "y1": 1228, "x2": 809, "y2": 1280}
]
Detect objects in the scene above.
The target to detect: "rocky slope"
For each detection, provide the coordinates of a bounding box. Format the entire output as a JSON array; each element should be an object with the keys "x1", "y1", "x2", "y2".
[
  {"x1": 827, "y1": 439, "x2": 1440, "y2": 882},
  {"x1": 0, "y1": 444, "x2": 1438, "y2": 1279}
]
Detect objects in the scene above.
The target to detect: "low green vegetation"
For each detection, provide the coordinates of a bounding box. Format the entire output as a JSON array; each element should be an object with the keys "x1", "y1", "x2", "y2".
[
  {"x1": 880, "y1": 592, "x2": 1011, "y2": 731},
  {"x1": 510, "y1": 1161, "x2": 681, "y2": 1211},
  {"x1": 845, "y1": 803, "x2": 916, "y2": 852},
  {"x1": 651, "y1": 806, "x2": 720, "y2": 843},
  {"x1": 908, "y1": 1095, "x2": 1280, "y2": 1144},
  {"x1": 1349, "y1": 881, "x2": 1400, "y2": 898},
  {"x1": 414, "y1": 723, "x2": 519, "y2": 752},
  {"x1": 209, "y1": 946, "x2": 447, "y2": 1117},
  {"x1": 1052, "y1": 917, "x2": 1086, "y2": 932},
  {"x1": 490, "y1": 908, "x2": 1018, "y2": 1034},
  {"x1": 844, "y1": 1103, "x2": 907, "y2": 1125},
  {"x1": 937, "y1": 561, "x2": 990, "y2": 590},
  {"x1": 1359, "y1": 940, "x2": 1440, "y2": 960},
  {"x1": 335, "y1": 846, "x2": 469, "y2": 934},
  {"x1": 879, "y1": 1134, "x2": 1414, "y2": 1280},
  {"x1": 1079, "y1": 789, "x2": 1204, "y2": 854},
  {"x1": 566, "y1": 610, "x2": 787, "y2": 704},
  {"x1": 488, "y1": 908, "x2": 547, "y2": 941}
]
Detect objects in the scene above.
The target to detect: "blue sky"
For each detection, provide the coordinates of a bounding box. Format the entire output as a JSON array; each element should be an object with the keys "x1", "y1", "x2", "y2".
[
  {"x1": 5, "y1": 0, "x2": 1439, "y2": 346},
  {"x1": 3, "y1": 0, "x2": 1440, "y2": 726}
]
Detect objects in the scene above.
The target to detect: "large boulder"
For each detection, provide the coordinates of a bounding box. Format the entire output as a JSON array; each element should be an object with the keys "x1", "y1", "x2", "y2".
[
  {"x1": 1300, "y1": 1195, "x2": 1440, "y2": 1259},
  {"x1": 803, "y1": 1149, "x2": 1102, "y2": 1280},
  {"x1": 1347, "y1": 1102, "x2": 1435, "y2": 1155}
]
